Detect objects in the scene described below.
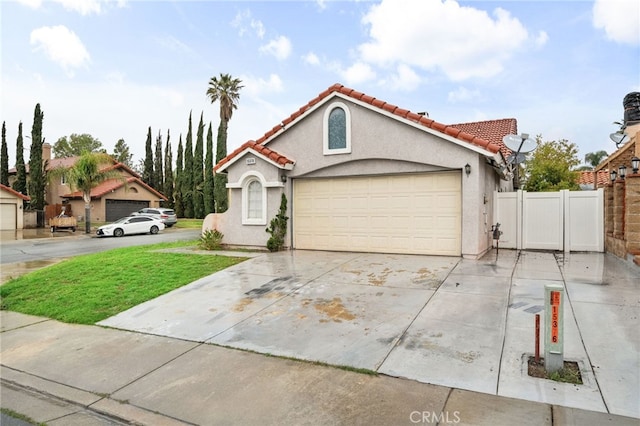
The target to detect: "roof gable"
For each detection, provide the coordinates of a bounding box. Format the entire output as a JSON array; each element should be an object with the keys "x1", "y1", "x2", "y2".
[
  {"x1": 254, "y1": 83, "x2": 502, "y2": 154},
  {"x1": 61, "y1": 177, "x2": 167, "y2": 200},
  {"x1": 215, "y1": 140, "x2": 295, "y2": 173},
  {"x1": 0, "y1": 183, "x2": 30, "y2": 200}
]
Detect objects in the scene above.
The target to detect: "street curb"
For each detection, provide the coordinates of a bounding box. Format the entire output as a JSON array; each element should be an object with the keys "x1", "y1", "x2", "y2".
[{"x1": 1, "y1": 368, "x2": 192, "y2": 426}]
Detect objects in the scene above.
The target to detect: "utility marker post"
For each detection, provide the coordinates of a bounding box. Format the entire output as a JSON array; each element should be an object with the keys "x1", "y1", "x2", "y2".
[{"x1": 544, "y1": 284, "x2": 564, "y2": 373}]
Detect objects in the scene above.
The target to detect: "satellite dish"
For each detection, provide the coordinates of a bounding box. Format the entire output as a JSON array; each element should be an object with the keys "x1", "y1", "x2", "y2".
[
  {"x1": 507, "y1": 153, "x2": 527, "y2": 164},
  {"x1": 610, "y1": 132, "x2": 629, "y2": 147},
  {"x1": 502, "y1": 134, "x2": 536, "y2": 153}
]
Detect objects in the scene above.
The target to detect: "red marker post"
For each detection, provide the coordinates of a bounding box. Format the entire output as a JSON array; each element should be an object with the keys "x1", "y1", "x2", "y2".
[{"x1": 544, "y1": 284, "x2": 564, "y2": 373}]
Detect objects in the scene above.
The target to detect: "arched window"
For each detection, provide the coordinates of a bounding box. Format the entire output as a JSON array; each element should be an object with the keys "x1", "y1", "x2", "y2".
[
  {"x1": 323, "y1": 102, "x2": 352, "y2": 155},
  {"x1": 242, "y1": 175, "x2": 267, "y2": 225},
  {"x1": 247, "y1": 180, "x2": 262, "y2": 220}
]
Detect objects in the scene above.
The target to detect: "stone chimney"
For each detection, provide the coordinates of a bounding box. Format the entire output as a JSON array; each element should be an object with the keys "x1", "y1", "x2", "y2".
[{"x1": 42, "y1": 142, "x2": 52, "y2": 162}]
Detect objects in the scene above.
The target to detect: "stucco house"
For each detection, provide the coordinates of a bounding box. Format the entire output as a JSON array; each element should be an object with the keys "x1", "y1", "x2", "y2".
[
  {"x1": 205, "y1": 83, "x2": 515, "y2": 258},
  {"x1": 9, "y1": 143, "x2": 167, "y2": 224},
  {"x1": 0, "y1": 184, "x2": 30, "y2": 230}
]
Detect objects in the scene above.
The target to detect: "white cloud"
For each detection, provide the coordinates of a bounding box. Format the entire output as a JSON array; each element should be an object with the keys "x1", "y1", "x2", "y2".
[
  {"x1": 358, "y1": 0, "x2": 532, "y2": 81},
  {"x1": 231, "y1": 10, "x2": 265, "y2": 39},
  {"x1": 388, "y1": 64, "x2": 421, "y2": 91},
  {"x1": 18, "y1": 0, "x2": 127, "y2": 15},
  {"x1": 30, "y1": 25, "x2": 90, "y2": 76},
  {"x1": 260, "y1": 36, "x2": 292, "y2": 61},
  {"x1": 341, "y1": 62, "x2": 376, "y2": 85},
  {"x1": 535, "y1": 31, "x2": 549, "y2": 48},
  {"x1": 241, "y1": 74, "x2": 284, "y2": 97},
  {"x1": 303, "y1": 52, "x2": 320, "y2": 66},
  {"x1": 593, "y1": 0, "x2": 640, "y2": 45},
  {"x1": 448, "y1": 86, "x2": 482, "y2": 103}
]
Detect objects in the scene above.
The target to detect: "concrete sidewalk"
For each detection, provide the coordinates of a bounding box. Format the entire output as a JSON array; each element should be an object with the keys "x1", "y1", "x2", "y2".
[{"x1": 1, "y1": 311, "x2": 637, "y2": 426}]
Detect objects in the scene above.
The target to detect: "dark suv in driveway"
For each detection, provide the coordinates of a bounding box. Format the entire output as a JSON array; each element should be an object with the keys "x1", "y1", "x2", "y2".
[{"x1": 132, "y1": 208, "x2": 178, "y2": 227}]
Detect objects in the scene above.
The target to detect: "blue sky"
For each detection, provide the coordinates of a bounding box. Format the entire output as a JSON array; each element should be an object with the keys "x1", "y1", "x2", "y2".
[{"x1": 1, "y1": 0, "x2": 639, "y2": 167}]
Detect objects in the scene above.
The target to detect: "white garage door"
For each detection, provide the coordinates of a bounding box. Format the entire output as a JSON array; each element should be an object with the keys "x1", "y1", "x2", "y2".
[
  {"x1": 1, "y1": 203, "x2": 17, "y2": 230},
  {"x1": 293, "y1": 172, "x2": 461, "y2": 255}
]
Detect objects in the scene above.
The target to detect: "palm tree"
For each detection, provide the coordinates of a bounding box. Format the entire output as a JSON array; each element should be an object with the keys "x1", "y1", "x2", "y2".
[
  {"x1": 49, "y1": 152, "x2": 124, "y2": 233},
  {"x1": 206, "y1": 73, "x2": 243, "y2": 212},
  {"x1": 584, "y1": 150, "x2": 608, "y2": 170}
]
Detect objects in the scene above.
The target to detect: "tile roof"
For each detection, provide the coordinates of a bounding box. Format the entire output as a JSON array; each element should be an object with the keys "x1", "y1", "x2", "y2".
[
  {"x1": 62, "y1": 177, "x2": 167, "y2": 200},
  {"x1": 214, "y1": 140, "x2": 295, "y2": 172},
  {"x1": 260, "y1": 83, "x2": 502, "y2": 154},
  {"x1": 577, "y1": 170, "x2": 610, "y2": 186},
  {"x1": 215, "y1": 83, "x2": 505, "y2": 171},
  {"x1": 449, "y1": 118, "x2": 517, "y2": 158},
  {"x1": 0, "y1": 183, "x2": 30, "y2": 200}
]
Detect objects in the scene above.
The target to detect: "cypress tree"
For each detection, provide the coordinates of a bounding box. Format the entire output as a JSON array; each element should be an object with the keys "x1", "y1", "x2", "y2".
[
  {"x1": 164, "y1": 129, "x2": 174, "y2": 210},
  {"x1": 1, "y1": 121, "x2": 9, "y2": 186},
  {"x1": 28, "y1": 103, "x2": 46, "y2": 210},
  {"x1": 13, "y1": 122, "x2": 27, "y2": 195},
  {"x1": 193, "y1": 112, "x2": 205, "y2": 218},
  {"x1": 154, "y1": 130, "x2": 164, "y2": 192},
  {"x1": 204, "y1": 122, "x2": 214, "y2": 215},
  {"x1": 143, "y1": 126, "x2": 154, "y2": 187},
  {"x1": 174, "y1": 134, "x2": 184, "y2": 218},
  {"x1": 183, "y1": 112, "x2": 194, "y2": 218}
]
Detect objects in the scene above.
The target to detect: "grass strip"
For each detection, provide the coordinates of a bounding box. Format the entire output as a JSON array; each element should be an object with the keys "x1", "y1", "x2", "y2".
[{"x1": 0, "y1": 240, "x2": 245, "y2": 324}]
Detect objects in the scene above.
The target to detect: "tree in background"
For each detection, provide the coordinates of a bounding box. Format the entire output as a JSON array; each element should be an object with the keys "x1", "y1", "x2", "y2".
[
  {"x1": 49, "y1": 152, "x2": 123, "y2": 234},
  {"x1": 203, "y1": 122, "x2": 214, "y2": 215},
  {"x1": 183, "y1": 112, "x2": 194, "y2": 218},
  {"x1": 193, "y1": 112, "x2": 205, "y2": 218},
  {"x1": 174, "y1": 135, "x2": 184, "y2": 217},
  {"x1": 28, "y1": 103, "x2": 46, "y2": 210},
  {"x1": 13, "y1": 122, "x2": 27, "y2": 195},
  {"x1": 1, "y1": 121, "x2": 9, "y2": 186},
  {"x1": 53, "y1": 133, "x2": 104, "y2": 157},
  {"x1": 112, "y1": 139, "x2": 133, "y2": 167},
  {"x1": 523, "y1": 137, "x2": 580, "y2": 192},
  {"x1": 154, "y1": 130, "x2": 164, "y2": 193},
  {"x1": 164, "y1": 130, "x2": 174, "y2": 209},
  {"x1": 143, "y1": 127, "x2": 154, "y2": 188},
  {"x1": 584, "y1": 150, "x2": 608, "y2": 170},
  {"x1": 206, "y1": 73, "x2": 243, "y2": 213}
]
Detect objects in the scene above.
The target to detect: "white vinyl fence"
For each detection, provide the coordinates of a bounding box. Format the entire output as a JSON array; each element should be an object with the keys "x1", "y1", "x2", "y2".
[{"x1": 493, "y1": 189, "x2": 604, "y2": 252}]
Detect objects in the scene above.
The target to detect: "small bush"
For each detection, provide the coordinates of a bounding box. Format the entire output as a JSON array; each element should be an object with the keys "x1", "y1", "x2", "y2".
[
  {"x1": 199, "y1": 229, "x2": 224, "y2": 250},
  {"x1": 266, "y1": 193, "x2": 288, "y2": 252}
]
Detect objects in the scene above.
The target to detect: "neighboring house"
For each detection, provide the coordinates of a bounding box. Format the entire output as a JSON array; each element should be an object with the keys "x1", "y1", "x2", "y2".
[
  {"x1": 9, "y1": 143, "x2": 167, "y2": 223},
  {"x1": 206, "y1": 83, "x2": 515, "y2": 259},
  {"x1": 577, "y1": 170, "x2": 610, "y2": 190},
  {"x1": 0, "y1": 184, "x2": 30, "y2": 230}
]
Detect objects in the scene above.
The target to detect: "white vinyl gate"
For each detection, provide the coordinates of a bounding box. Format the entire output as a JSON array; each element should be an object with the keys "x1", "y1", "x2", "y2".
[{"x1": 494, "y1": 189, "x2": 604, "y2": 252}]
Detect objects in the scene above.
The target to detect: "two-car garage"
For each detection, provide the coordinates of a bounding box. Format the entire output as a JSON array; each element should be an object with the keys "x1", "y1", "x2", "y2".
[{"x1": 293, "y1": 172, "x2": 462, "y2": 256}]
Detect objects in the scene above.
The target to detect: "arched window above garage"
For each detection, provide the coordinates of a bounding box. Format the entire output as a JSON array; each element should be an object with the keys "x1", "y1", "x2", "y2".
[{"x1": 323, "y1": 102, "x2": 351, "y2": 155}]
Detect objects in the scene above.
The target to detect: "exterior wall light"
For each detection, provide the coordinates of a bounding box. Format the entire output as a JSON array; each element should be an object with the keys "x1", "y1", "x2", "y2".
[
  {"x1": 619, "y1": 164, "x2": 627, "y2": 179},
  {"x1": 280, "y1": 174, "x2": 287, "y2": 183},
  {"x1": 610, "y1": 169, "x2": 617, "y2": 182},
  {"x1": 632, "y1": 156, "x2": 639, "y2": 174},
  {"x1": 464, "y1": 163, "x2": 471, "y2": 177}
]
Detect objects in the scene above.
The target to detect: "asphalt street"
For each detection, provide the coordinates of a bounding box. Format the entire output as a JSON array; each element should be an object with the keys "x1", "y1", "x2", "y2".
[{"x1": 0, "y1": 228, "x2": 201, "y2": 265}]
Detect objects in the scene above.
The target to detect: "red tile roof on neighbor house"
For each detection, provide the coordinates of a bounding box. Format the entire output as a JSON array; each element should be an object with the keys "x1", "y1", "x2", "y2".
[
  {"x1": 215, "y1": 83, "x2": 504, "y2": 172},
  {"x1": 449, "y1": 118, "x2": 517, "y2": 158},
  {"x1": 214, "y1": 140, "x2": 296, "y2": 172},
  {"x1": 578, "y1": 170, "x2": 610, "y2": 187},
  {"x1": 62, "y1": 176, "x2": 167, "y2": 200},
  {"x1": 0, "y1": 183, "x2": 30, "y2": 200}
]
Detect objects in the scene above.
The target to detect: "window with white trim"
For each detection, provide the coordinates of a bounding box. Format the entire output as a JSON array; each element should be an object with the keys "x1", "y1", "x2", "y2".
[
  {"x1": 323, "y1": 102, "x2": 352, "y2": 155},
  {"x1": 242, "y1": 175, "x2": 267, "y2": 225}
]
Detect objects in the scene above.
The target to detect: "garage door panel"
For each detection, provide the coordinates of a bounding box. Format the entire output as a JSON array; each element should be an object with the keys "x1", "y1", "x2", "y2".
[
  {"x1": 293, "y1": 172, "x2": 461, "y2": 256},
  {"x1": 1, "y1": 204, "x2": 17, "y2": 230}
]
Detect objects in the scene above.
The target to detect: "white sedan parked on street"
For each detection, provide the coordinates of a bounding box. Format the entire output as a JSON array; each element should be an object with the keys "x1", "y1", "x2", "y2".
[{"x1": 96, "y1": 216, "x2": 165, "y2": 237}]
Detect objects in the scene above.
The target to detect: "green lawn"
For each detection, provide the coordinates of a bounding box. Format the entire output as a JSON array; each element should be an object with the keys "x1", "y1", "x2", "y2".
[{"x1": 0, "y1": 240, "x2": 246, "y2": 324}]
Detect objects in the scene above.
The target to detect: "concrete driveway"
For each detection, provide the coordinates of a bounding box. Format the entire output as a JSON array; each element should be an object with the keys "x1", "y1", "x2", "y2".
[{"x1": 98, "y1": 249, "x2": 639, "y2": 418}]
